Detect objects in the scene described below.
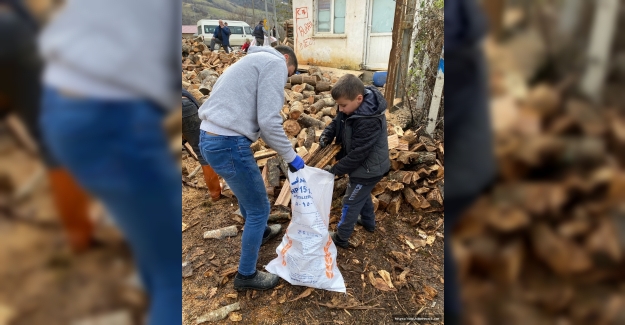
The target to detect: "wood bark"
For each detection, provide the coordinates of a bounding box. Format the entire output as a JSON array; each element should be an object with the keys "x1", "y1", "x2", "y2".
[{"x1": 297, "y1": 113, "x2": 326, "y2": 130}]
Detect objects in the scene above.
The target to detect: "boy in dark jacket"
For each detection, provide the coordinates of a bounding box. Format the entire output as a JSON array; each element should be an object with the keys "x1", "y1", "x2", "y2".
[{"x1": 319, "y1": 74, "x2": 390, "y2": 248}]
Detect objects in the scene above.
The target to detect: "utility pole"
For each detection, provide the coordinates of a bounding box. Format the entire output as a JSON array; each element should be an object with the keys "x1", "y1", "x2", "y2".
[
  {"x1": 272, "y1": 0, "x2": 279, "y2": 39},
  {"x1": 264, "y1": 0, "x2": 269, "y2": 28}
]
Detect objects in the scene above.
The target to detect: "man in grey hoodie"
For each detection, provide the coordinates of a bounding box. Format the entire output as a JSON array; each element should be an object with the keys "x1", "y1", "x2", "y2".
[{"x1": 198, "y1": 45, "x2": 304, "y2": 291}]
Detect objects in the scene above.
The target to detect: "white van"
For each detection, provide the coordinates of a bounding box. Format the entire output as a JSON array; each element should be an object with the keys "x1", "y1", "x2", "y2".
[{"x1": 196, "y1": 19, "x2": 252, "y2": 48}]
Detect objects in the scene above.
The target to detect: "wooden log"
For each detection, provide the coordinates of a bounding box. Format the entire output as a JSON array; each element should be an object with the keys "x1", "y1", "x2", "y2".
[
  {"x1": 290, "y1": 102, "x2": 304, "y2": 120},
  {"x1": 372, "y1": 181, "x2": 388, "y2": 196},
  {"x1": 372, "y1": 195, "x2": 379, "y2": 212},
  {"x1": 304, "y1": 128, "x2": 315, "y2": 150},
  {"x1": 298, "y1": 113, "x2": 326, "y2": 130},
  {"x1": 322, "y1": 116, "x2": 333, "y2": 125},
  {"x1": 297, "y1": 128, "x2": 308, "y2": 147},
  {"x1": 396, "y1": 152, "x2": 436, "y2": 165},
  {"x1": 308, "y1": 144, "x2": 342, "y2": 168},
  {"x1": 390, "y1": 160, "x2": 404, "y2": 171},
  {"x1": 308, "y1": 143, "x2": 320, "y2": 159},
  {"x1": 310, "y1": 98, "x2": 327, "y2": 114},
  {"x1": 377, "y1": 193, "x2": 392, "y2": 210},
  {"x1": 292, "y1": 83, "x2": 306, "y2": 93},
  {"x1": 267, "y1": 157, "x2": 281, "y2": 187},
  {"x1": 386, "y1": 194, "x2": 403, "y2": 215},
  {"x1": 288, "y1": 75, "x2": 317, "y2": 86},
  {"x1": 387, "y1": 181, "x2": 404, "y2": 192},
  {"x1": 401, "y1": 131, "x2": 418, "y2": 145},
  {"x1": 333, "y1": 176, "x2": 349, "y2": 200},
  {"x1": 403, "y1": 187, "x2": 423, "y2": 211},
  {"x1": 388, "y1": 134, "x2": 399, "y2": 150},
  {"x1": 284, "y1": 89, "x2": 294, "y2": 102},
  {"x1": 315, "y1": 81, "x2": 331, "y2": 92},
  {"x1": 292, "y1": 92, "x2": 304, "y2": 102},
  {"x1": 320, "y1": 106, "x2": 337, "y2": 117},
  {"x1": 283, "y1": 119, "x2": 302, "y2": 137},
  {"x1": 268, "y1": 212, "x2": 290, "y2": 222},
  {"x1": 203, "y1": 225, "x2": 238, "y2": 239},
  {"x1": 254, "y1": 149, "x2": 277, "y2": 160},
  {"x1": 296, "y1": 146, "x2": 309, "y2": 159},
  {"x1": 397, "y1": 140, "x2": 410, "y2": 151},
  {"x1": 284, "y1": 83, "x2": 292, "y2": 90},
  {"x1": 277, "y1": 157, "x2": 290, "y2": 177},
  {"x1": 426, "y1": 188, "x2": 443, "y2": 207},
  {"x1": 388, "y1": 171, "x2": 413, "y2": 184},
  {"x1": 303, "y1": 90, "x2": 316, "y2": 98},
  {"x1": 275, "y1": 181, "x2": 291, "y2": 207}
]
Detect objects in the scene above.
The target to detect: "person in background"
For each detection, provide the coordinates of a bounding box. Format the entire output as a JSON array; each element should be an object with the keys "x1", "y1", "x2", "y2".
[
  {"x1": 210, "y1": 19, "x2": 231, "y2": 53},
  {"x1": 37, "y1": 1, "x2": 181, "y2": 324},
  {"x1": 319, "y1": 74, "x2": 390, "y2": 248},
  {"x1": 198, "y1": 45, "x2": 302, "y2": 291},
  {"x1": 241, "y1": 38, "x2": 251, "y2": 53},
  {"x1": 0, "y1": 0, "x2": 94, "y2": 253},
  {"x1": 182, "y1": 89, "x2": 221, "y2": 200},
  {"x1": 445, "y1": 0, "x2": 497, "y2": 324},
  {"x1": 252, "y1": 20, "x2": 268, "y2": 46},
  {"x1": 272, "y1": 26, "x2": 276, "y2": 38}
]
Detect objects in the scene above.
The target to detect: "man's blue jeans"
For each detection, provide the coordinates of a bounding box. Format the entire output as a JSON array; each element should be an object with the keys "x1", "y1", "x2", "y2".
[
  {"x1": 39, "y1": 87, "x2": 181, "y2": 325},
  {"x1": 199, "y1": 132, "x2": 270, "y2": 276}
]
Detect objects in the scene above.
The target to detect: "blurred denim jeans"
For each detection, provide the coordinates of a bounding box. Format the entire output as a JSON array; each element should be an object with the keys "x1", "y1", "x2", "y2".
[
  {"x1": 39, "y1": 86, "x2": 181, "y2": 325},
  {"x1": 199, "y1": 131, "x2": 270, "y2": 276}
]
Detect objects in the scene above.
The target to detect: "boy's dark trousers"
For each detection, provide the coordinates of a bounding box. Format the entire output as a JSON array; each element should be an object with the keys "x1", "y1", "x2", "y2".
[{"x1": 336, "y1": 179, "x2": 377, "y2": 242}]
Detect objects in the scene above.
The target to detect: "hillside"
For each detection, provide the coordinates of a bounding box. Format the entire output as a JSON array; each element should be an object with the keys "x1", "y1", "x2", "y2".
[{"x1": 182, "y1": 0, "x2": 291, "y2": 27}]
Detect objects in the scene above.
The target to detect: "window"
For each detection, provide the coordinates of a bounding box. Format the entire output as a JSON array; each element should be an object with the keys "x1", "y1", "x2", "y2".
[
  {"x1": 204, "y1": 25, "x2": 217, "y2": 34},
  {"x1": 230, "y1": 26, "x2": 243, "y2": 34},
  {"x1": 316, "y1": 0, "x2": 345, "y2": 34},
  {"x1": 244, "y1": 26, "x2": 252, "y2": 35},
  {"x1": 371, "y1": 0, "x2": 394, "y2": 33}
]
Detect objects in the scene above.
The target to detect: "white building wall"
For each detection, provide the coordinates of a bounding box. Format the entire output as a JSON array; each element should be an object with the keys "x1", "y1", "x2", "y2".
[{"x1": 292, "y1": 0, "x2": 368, "y2": 70}]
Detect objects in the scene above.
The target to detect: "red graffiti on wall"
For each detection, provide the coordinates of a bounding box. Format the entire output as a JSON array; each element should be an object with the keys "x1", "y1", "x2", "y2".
[
  {"x1": 299, "y1": 38, "x2": 315, "y2": 50},
  {"x1": 295, "y1": 7, "x2": 308, "y2": 19},
  {"x1": 298, "y1": 21, "x2": 313, "y2": 37},
  {"x1": 295, "y1": 7, "x2": 313, "y2": 51}
]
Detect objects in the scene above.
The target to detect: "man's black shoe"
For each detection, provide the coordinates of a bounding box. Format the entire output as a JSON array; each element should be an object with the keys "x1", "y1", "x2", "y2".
[{"x1": 234, "y1": 271, "x2": 279, "y2": 291}]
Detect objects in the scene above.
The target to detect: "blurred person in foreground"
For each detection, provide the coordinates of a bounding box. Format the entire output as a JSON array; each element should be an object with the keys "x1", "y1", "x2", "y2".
[
  {"x1": 445, "y1": 0, "x2": 497, "y2": 324},
  {"x1": 37, "y1": 1, "x2": 181, "y2": 324},
  {"x1": 0, "y1": 0, "x2": 95, "y2": 253},
  {"x1": 198, "y1": 45, "x2": 303, "y2": 291}
]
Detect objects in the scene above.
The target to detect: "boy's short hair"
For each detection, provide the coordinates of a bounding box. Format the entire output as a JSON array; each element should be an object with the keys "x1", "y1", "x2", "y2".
[
  {"x1": 274, "y1": 45, "x2": 298, "y2": 72},
  {"x1": 331, "y1": 74, "x2": 365, "y2": 100}
]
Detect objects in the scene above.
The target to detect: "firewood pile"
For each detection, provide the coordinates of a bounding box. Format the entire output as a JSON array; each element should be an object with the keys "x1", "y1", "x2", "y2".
[
  {"x1": 282, "y1": 19, "x2": 294, "y2": 49},
  {"x1": 456, "y1": 76, "x2": 625, "y2": 320},
  {"x1": 182, "y1": 36, "x2": 246, "y2": 104}
]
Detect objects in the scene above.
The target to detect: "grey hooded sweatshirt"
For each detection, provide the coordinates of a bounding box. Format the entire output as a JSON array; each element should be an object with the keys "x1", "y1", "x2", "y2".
[{"x1": 198, "y1": 46, "x2": 296, "y2": 163}]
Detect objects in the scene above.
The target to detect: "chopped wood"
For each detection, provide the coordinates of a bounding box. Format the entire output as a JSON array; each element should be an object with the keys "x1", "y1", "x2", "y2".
[
  {"x1": 372, "y1": 195, "x2": 379, "y2": 212},
  {"x1": 297, "y1": 113, "x2": 326, "y2": 130},
  {"x1": 315, "y1": 81, "x2": 331, "y2": 92},
  {"x1": 390, "y1": 160, "x2": 404, "y2": 171},
  {"x1": 531, "y1": 223, "x2": 592, "y2": 275},
  {"x1": 426, "y1": 188, "x2": 443, "y2": 207},
  {"x1": 268, "y1": 212, "x2": 290, "y2": 222},
  {"x1": 283, "y1": 119, "x2": 301, "y2": 137},
  {"x1": 304, "y1": 127, "x2": 315, "y2": 150},
  {"x1": 203, "y1": 225, "x2": 238, "y2": 239},
  {"x1": 292, "y1": 83, "x2": 306, "y2": 93},
  {"x1": 397, "y1": 140, "x2": 410, "y2": 151},
  {"x1": 386, "y1": 181, "x2": 404, "y2": 192},
  {"x1": 275, "y1": 181, "x2": 291, "y2": 207},
  {"x1": 388, "y1": 134, "x2": 399, "y2": 150},
  {"x1": 377, "y1": 193, "x2": 392, "y2": 210},
  {"x1": 288, "y1": 75, "x2": 317, "y2": 86},
  {"x1": 386, "y1": 194, "x2": 403, "y2": 215},
  {"x1": 296, "y1": 146, "x2": 309, "y2": 158},
  {"x1": 333, "y1": 177, "x2": 349, "y2": 200},
  {"x1": 388, "y1": 171, "x2": 413, "y2": 184},
  {"x1": 396, "y1": 152, "x2": 436, "y2": 165},
  {"x1": 290, "y1": 101, "x2": 304, "y2": 120},
  {"x1": 253, "y1": 149, "x2": 277, "y2": 160},
  {"x1": 402, "y1": 187, "x2": 423, "y2": 211},
  {"x1": 372, "y1": 181, "x2": 388, "y2": 196},
  {"x1": 307, "y1": 144, "x2": 342, "y2": 168},
  {"x1": 267, "y1": 157, "x2": 281, "y2": 188}
]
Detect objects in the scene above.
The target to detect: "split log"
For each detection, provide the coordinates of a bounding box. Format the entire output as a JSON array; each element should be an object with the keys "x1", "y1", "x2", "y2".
[
  {"x1": 396, "y1": 152, "x2": 436, "y2": 165},
  {"x1": 275, "y1": 181, "x2": 291, "y2": 207},
  {"x1": 386, "y1": 194, "x2": 403, "y2": 215},
  {"x1": 303, "y1": 90, "x2": 316, "y2": 98},
  {"x1": 377, "y1": 193, "x2": 392, "y2": 210},
  {"x1": 296, "y1": 146, "x2": 309, "y2": 158},
  {"x1": 372, "y1": 181, "x2": 388, "y2": 196},
  {"x1": 297, "y1": 128, "x2": 308, "y2": 147},
  {"x1": 304, "y1": 128, "x2": 315, "y2": 150},
  {"x1": 426, "y1": 188, "x2": 443, "y2": 207},
  {"x1": 307, "y1": 144, "x2": 342, "y2": 168},
  {"x1": 254, "y1": 149, "x2": 277, "y2": 160},
  {"x1": 388, "y1": 134, "x2": 399, "y2": 150},
  {"x1": 372, "y1": 195, "x2": 379, "y2": 212},
  {"x1": 297, "y1": 113, "x2": 326, "y2": 130},
  {"x1": 283, "y1": 119, "x2": 302, "y2": 137},
  {"x1": 267, "y1": 157, "x2": 281, "y2": 187},
  {"x1": 308, "y1": 143, "x2": 320, "y2": 158},
  {"x1": 387, "y1": 181, "x2": 404, "y2": 192},
  {"x1": 292, "y1": 83, "x2": 306, "y2": 93},
  {"x1": 322, "y1": 116, "x2": 333, "y2": 125},
  {"x1": 388, "y1": 171, "x2": 413, "y2": 184},
  {"x1": 315, "y1": 81, "x2": 331, "y2": 92},
  {"x1": 261, "y1": 165, "x2": 274, "y2": 195},
  {"x1": 291, "y1": 92, "x2": 304, "y2": 102},
  {"x1": 284, "y1": 83, "x2": 292, "y2": 90},
  {"x1": 277, "y1": 157, "x2": 290, "y2": 177},
  {"x1": 333, "y1": 176, "x2": 349, "y2": 200},
  {"x1": 390, "y1": 160, "x2": 405, "y2": 171},
  {"x1": 310, "y1": 98, "x2": 335, "y2": 114},
  {"x1": 397, "y1": 140, "x2": 410, "y2": 151},
  {"x1": 403, "y1": 187, "x2": 427, "y2": 211}
]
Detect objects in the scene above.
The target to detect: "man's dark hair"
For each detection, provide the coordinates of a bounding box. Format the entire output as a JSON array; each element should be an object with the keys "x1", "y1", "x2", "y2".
[
  {"x1": 331, "y1": 74, "x2": 364, "y2": 100},
  {"x1": 259, "y1": 20, "x2": 264, "y2": 24},
  {"x1": 274, "y1": 45, "x2": 298, "y2": 72}
]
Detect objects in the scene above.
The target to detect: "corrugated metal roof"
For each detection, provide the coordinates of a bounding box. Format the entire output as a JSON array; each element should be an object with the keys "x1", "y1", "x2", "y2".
[{"x1": 182, "y1": 25, "x2": 197, "y2": 34}]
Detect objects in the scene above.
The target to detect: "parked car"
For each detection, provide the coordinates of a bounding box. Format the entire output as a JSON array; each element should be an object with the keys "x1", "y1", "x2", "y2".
[{"x1": 196, "y1": 19, "x2": 252, "y2": 48}]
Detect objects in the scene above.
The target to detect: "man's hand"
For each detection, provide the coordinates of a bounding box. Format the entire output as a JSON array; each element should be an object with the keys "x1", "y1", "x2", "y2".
[
  {"x1": 323, "y1": 165, "x2": 332, "y2": 173},
  {"x1": 319, "y1": 134, "x2": 330, "y2": 148},
  {"x1": 288, "y1": 155, "x2": 305, "y2": 172}
]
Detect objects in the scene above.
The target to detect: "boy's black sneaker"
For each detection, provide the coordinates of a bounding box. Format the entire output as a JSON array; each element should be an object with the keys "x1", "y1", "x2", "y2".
[
  {"x1": 234, "y1": 271, "x2": 279, "y2": 291},
  {"x1": 329, "y1": 231, "x2": 349, "y2": 248},
  {"x1": 261, "y1": 224, "x2": 282, "y2": 246},
  {"x1": 356, "y1": 216, "x2": 375, "y2": 232}
]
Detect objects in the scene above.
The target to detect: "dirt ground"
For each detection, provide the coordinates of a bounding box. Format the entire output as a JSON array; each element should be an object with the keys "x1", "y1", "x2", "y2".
[
  {"x1": 181, "y1": 132, "x2": 445, "y2": 325},
  {"x1": 0, "y1": 130, "x2": 146, "y2": 325}
]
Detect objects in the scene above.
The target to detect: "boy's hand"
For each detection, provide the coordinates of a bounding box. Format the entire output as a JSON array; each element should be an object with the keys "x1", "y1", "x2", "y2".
[
  {"x1": 319, "y1": 135, "x2": 330, "y2": 148},
  {"x1": 323, "y1": 165, "x2": 335, "y2": 174}
]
